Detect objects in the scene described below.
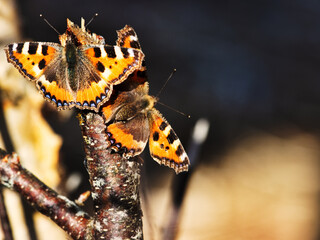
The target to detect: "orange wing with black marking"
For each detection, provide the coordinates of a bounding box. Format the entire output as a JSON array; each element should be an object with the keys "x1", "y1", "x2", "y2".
[
  {"x1": 84, "y1": 45, "x2": 144, "y2": 86},
  {"x1": 5, "y1": 42, "x2": 59, "y2": 81},
  {"x1": 4, "y1": 42, "x2": 76, "y2": 109},
  {"x1": 117, "y1": 25, "x2": 141, "y2": 49},
  {"x1": 148, "y1": 110, "x2": 189, "y2": 174},
  {"x1": 105, "y1": 113, "x2": 150, "y2": 158},
  {"x1": 116, "y1": 25, "x2": 147, "y2": 85}
]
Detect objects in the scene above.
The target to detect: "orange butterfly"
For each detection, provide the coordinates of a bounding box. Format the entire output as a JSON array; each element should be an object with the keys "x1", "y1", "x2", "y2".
[
  {"x1": 101, "y1": 25, "x2": 189, "y2": 174},
  {"x1": 4, "y1": 19, "x2": 144, "y2": 112}
]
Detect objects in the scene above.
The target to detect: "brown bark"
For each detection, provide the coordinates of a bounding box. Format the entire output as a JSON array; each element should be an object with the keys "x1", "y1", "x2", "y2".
[
  {"x1": 0, "y1": 149, "x2": 91, "y2": 239},
  {"x1": 78, "y1": 111, "x2": 143, "y2": 239},
  {"x1": 0, "y1": 110, "x2": 144, "y2": 239}
]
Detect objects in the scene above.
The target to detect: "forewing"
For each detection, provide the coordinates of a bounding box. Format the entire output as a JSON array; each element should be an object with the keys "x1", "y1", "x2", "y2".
[
  {"x1": 116, "y1": 25, "x2": 147, "y2": 85},
  {"x1": 5, "y1": 42, "x2": 77, "y2": 110},
  {"x1": 116, "y1": 25, "x2": 141, "y2": 49},
  {"x1": 4, "y1": 42, "x2": 59, "y2": 81},
  {"x1": 84, "y1": 45, "x2": 144, "y2": 86}
]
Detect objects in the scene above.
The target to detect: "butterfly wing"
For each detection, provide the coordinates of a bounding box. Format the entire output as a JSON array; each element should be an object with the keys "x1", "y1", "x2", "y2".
[
  {"x1": 5, "y1": 42, "x2": 60, "y2": 81},
  {"x1": 105, "y1": 113, "x2": 149, "y2": 158},
  {"x1": 5, "y1": 42, "x2": 78, "y2": 109},
  {"x1": 76, "y1": 45, "x2": 144, "y2": 111},
  {"x1": 84, "y1": 45, "x2": 144, "y2": 86},
  {"x1": 117, "y1": 25, "x2": 141, "y2": 49},
  {"x1": 117, "y1": 25, "x2": 147, "y2": 85},
  {"x1": 148, "y1": 110, "x2": 189, "y2": 174},
  {"x1": 100, "y1": 25, "x2": 149, "y2": 123}
]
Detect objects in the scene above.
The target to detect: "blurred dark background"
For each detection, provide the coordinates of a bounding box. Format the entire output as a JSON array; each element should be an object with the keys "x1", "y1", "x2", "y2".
[
  {"x1": 10, "y1": 0, "x2": 320, "y2": 239},
  {"x1": 16, "y1": 0, "x2": 320, "y2": 154}
]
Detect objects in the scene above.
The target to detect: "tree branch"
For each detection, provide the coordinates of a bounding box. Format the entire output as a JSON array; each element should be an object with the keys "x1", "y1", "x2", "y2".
[
  {"x1": 78, "y1": 111, "x2": 143, "y2": 239},
  {"x1": 0, "y1": 149, "x2": 91, "y2": 239},
  {"x1": 0, "y1": 110, "x2": 144, "y2": 239}
]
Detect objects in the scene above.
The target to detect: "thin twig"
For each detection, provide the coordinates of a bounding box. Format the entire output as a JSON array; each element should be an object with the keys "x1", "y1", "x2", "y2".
[{"x1": 0, "y1": 185, "x2": 13, "y2": 240}]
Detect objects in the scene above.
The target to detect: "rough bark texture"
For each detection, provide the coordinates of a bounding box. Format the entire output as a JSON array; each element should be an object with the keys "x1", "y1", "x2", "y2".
[
  {"x1": 78, "y1": 111, "x2": 143, "y2": 240},
  {"x1": 0, "y1": 111, "x2": 144, "y2": 239},
  {"x1": 0, "y1": 149, "x2": 91, "y2": 239}
]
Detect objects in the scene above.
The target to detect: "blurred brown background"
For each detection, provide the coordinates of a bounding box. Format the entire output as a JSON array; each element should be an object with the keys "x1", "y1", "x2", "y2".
[{"x1": 0, "y1": 0, "x2": 320, "y2": 239}]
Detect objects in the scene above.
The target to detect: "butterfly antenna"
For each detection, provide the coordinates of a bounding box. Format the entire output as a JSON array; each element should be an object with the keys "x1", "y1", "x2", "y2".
[
  {"x1": 157, "y1": 101, "x2": 191, "y2": 119},
  {"x1": 85, "y1": 13, "x2": 99, "y2": 28},
  {"x1": 39, "y1": 14, "x2": 61, "y2": 35},
  {"x1": 155, "y1": 68, "x2": 176, "y2": 99}
]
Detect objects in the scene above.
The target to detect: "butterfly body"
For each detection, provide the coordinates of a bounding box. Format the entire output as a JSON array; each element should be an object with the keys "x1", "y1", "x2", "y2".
[{"x1": 5, "y1": 19, "x2": 144, "y2": 112}]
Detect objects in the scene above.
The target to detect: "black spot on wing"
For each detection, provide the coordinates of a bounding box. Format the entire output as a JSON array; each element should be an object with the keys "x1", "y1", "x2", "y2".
[
  {"x1": 16, "y1": 43, "x2": 23, "y2": 53},
  {"x1": 167, "y1": 129, "x2": 178, "y2": 144},
  {"x1": 121, "y1": 48, "x2": 129, "y2": 58},
  {"x1": 8, "y1": 44, "x2": 13, "y2": 53},
  {"x1": 42, "y1": 45, "x2": 48, "y2": 56},
  {"x1": 152, "y1": 131, "x2": 159, "y2": 141},
  {"x1": 175, "y1": 144, "x2": 184, "y2": 157},
  {"x1": 38, "y1": 59, "x2": 46, "y2": 70},
  {"x1": 97, "y1": 61, "x2": 105, "y2": 72},
  {"x1": 93, "y1": 47, "x2": 101, "y2": 58},
  {"x1": 130, "y1": 41, "x2": 140, "y2": 49},
  {"x1": 159, "y1": 121, "x2": 168, "y2": 131},
  {"x1": 105, "y1": 46, "x2": 116, "y2": 58},
  {"x1": 28, "y1": 43, "x2": 38, "y2": 54}
]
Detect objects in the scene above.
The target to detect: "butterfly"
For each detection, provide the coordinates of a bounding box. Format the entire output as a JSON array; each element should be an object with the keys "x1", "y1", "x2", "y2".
[
  {"x1": 4, "y1": 18, "x2": 144, "y2": 112},
  {"x1": 100, "y1": 25, "x2": 189, "y2": 174}
]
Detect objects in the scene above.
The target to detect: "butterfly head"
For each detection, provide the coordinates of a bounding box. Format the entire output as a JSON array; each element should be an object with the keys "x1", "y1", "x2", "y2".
[{"x1": 59, "y1": 18, "x2": 105, "y2": 47}]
